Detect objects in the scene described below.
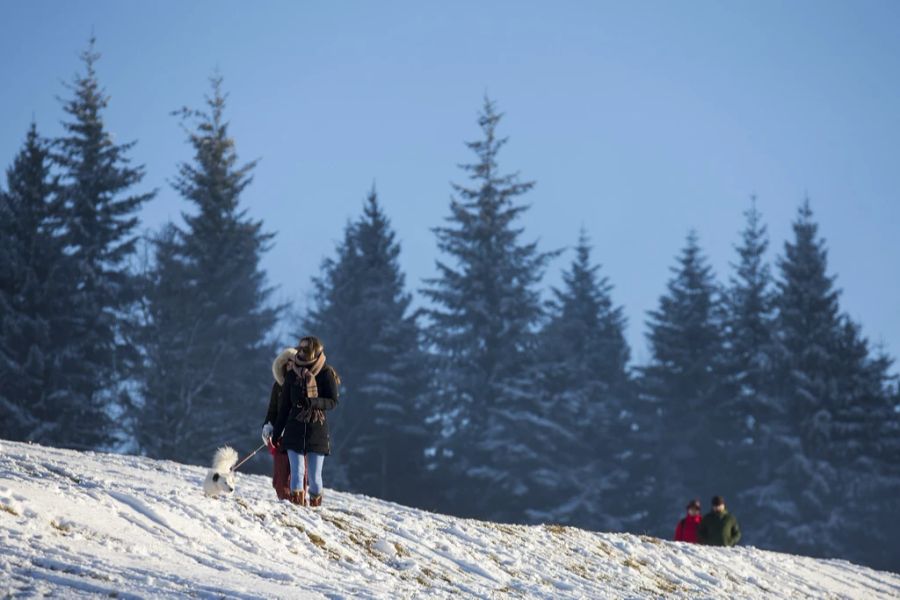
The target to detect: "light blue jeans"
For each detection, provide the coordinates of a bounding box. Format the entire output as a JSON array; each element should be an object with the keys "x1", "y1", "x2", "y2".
[{"x1": 287, "y1": 450, "x2": 325, "y2": 495}]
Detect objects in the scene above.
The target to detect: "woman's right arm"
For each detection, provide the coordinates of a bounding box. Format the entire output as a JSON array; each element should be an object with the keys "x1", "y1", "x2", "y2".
[
  {"x1": 272, "y1": 375, "x2": 293, "y2": 441},
  {"x1": 264, "y1": 383, "x2": 280, "y2": 425}
]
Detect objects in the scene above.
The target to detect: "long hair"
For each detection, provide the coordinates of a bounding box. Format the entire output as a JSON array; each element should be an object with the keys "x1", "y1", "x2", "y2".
[
  {"x1": 297, "y1": 335, "x2": 341, "y2": 384},
  {"x1": 296, "y1": 336, "x2": 324, "y2": 362}
]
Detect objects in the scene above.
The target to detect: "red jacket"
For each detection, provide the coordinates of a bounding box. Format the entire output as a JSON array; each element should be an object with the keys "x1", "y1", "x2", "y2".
[{"x1": 675, "y1": 514, "x2": 701, "y2": 543}]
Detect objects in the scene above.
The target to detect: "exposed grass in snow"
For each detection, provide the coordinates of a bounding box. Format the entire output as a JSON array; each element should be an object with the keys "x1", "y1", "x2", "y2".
[{"x1": 0, "y1": 439, "x2": 898, "y2": 599}]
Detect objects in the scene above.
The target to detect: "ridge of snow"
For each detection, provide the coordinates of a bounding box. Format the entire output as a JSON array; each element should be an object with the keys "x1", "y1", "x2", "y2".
[{"x1": 1, "y1": 440, "x2": 898, "y2": 599}]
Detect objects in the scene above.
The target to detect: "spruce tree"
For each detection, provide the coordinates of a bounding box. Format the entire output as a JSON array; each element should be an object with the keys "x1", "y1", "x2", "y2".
[
  {"x1": 532, "y1": 229, "x2": 636, "y2": 528},
  {"x1": 827, "y1": 320, "x2": 899, "y2": 570},
  {"x1": 52, "y1": 37, "x2": 154, "y2": 448},
  {"x1": 718, "y1": 199, "x2": 832, "y2": 554},
  {"x1": 723, "y1": 198, "x2": 776, "y2": 403},
  {"x1": 770, "y1": 200, "x2": 900, "y2": 567},
  {"x1": 720, "y1": 200, "x2": 779, "y2": 500},
  {"x1": 642, "y1": 230, "x2": 724, "y2": 532},
  {"x1": 774, "y1": 200, "x2": 844, "y2": 452},
  {"x1": 421, "y1": 98, "x2": 557, "y2": 519},
  {"x1": 763, "y1": 199, "x2": 845, "y2": 558},
  {"x1": 0, "y1": 123, "x2": 70, "y2": 442},
  {"x1": 830, "y1": 318, "x2": 891, "y2": 465},
  {"x1": 644, "y1": 230, "x2": 722, "y2": 404},
  {"x1": 135, "y1": 77, "x2": 277, "y2": 464},
  {"x1": 132, "y1": 224, "x2": 195, "y2": 459},
  {"x1": 545, "y1": 229, "x2": 630, "y2": 392},
  {"x1": 302, "y1": 186, "x2": 429, "y2": 505}
]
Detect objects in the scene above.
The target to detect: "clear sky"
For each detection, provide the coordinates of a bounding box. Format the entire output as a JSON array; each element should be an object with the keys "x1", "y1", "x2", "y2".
[{"x1": 2, "y1": 1, "x2": 899, "y2": 368}]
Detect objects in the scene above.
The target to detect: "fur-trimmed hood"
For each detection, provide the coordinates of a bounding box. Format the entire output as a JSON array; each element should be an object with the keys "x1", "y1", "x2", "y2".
[{"x1": 272, "y1": 347, "x2": 298, "y2": 385}]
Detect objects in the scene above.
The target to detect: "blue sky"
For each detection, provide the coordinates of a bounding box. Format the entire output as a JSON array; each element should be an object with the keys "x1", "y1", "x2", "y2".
[{"x1": 2, "y1": 1, "x2": 899, "y2": 367}]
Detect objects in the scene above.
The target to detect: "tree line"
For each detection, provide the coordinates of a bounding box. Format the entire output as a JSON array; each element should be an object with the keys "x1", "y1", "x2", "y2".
[{"x1": 1, "y1": 40, "x2": 898, "y2": 571}]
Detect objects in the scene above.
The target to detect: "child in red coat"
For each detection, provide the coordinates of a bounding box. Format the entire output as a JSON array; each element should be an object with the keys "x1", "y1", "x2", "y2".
[{"x1": 675, "y1": 498, "x2": 702, "y2": 543}]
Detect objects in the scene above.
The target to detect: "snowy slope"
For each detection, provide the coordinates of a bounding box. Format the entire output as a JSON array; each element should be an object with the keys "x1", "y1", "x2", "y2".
[{"x1": 1, "y1": 441, "x2": 898, "y2": 599}]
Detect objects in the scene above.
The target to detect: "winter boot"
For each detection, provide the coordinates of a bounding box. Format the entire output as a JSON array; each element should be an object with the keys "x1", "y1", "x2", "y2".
[
  {"x1": 309, "y1": 493, "x2": 323, "y2": 507},
  {"x1": 290, "y1": 490, "x2": 306, "y2": 506}
]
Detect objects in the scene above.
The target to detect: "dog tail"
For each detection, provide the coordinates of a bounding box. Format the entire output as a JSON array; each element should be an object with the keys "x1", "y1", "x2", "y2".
[{"x1": 212, "y1": 446, "x2": 239, "y2": 470}]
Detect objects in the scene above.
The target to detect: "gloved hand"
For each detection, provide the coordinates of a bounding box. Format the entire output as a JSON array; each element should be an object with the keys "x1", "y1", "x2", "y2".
[{"x1": 261, "y1": 422, "x2": 273, "y2": 444}]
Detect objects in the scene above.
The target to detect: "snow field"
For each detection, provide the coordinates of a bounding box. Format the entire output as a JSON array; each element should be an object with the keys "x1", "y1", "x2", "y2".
[{"x1": 1, "y1": 440, "x2": 898, "y2": 599}]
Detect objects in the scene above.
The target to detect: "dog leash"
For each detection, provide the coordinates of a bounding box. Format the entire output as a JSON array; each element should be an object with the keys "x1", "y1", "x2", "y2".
[{"x1": 231, "y1": 443, "x2": 267, "y2": 472}]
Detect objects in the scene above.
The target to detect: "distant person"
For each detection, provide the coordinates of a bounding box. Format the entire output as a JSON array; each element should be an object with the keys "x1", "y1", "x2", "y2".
[
  {"x1": 261, "y1": 347, "x2": 297, "y2": 500},
  {"x1": 271, "y1": 336, "x2": 340, "y2": 507},
  {"x1": 698, "y1": 495, "x2": 741, "y2": 547},
  {"x1": 674, "y1": 498, "x2": 702, "y2": 543}
]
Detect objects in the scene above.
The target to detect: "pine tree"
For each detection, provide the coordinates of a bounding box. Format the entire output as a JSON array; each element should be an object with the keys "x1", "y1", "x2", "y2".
[
  {"x1": 545, "y1": 229, "x2": 630, "y2": 392},
  {"x1": 302, "y1": 186, "x2": 430, "y2": 505},
  {"x1": 774, "y1": 199, "x2": 843, "y2": 452},
  {"x1": 132, "y1": 224, "x2": 195, "y2": 458},
  {"x1": 723, "y1": 198, "x2": 776, "y2": 403},
  {"x1": 757, "y1": 199, "x2": 846, "y2": 558},
  {"x1": 531, "y1": 229, "x2": 636, "y2": 528},
  {"x1": 421, "y1": 98, "x2": 557, "y2": 519},
  {"x1": 876, "y1": 377, "x2": 900, "y2": 478},
  {"x1": 52, "y1": 37, "x2": 154, "y2": 448},
  {"x1": 719, "y1": 200, "x2": 780, "y2": 498},
  {"x1": 0, "y1": 123, "x2": 70, "y2": 442},
  {"x1": 135, "y1": 76, "x2": 277, "y2": 464},
  {"x1": 641, "y1": 230, "x2": 724, "y2": 533},
  {"x1": 644, "y1": 230, "x2": 723, "y2": 405},
  {"x1": 830, "y1": 318, "x2": 892, "y2": 465},
  {"x1": 874, "y1": 378, "x2": 900, "y2": 562},
  {"x1": 827, "y1": 319, "x2": 900, "y2": 570}
]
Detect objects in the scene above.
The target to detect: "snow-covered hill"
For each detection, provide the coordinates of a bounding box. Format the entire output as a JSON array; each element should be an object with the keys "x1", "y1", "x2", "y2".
[{"x1": 1, "y1": 441, "x2": 897, "y2": 599}]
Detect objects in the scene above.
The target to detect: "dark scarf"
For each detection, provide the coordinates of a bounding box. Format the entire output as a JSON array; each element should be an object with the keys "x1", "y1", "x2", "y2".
[{"x1": 289, "y1": 352, "x2": 326, "y2": 425}]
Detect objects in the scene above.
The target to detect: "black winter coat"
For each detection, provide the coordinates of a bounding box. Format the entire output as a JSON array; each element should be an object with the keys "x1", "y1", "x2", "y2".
[
  {"x1": 271, "y1": 366, "x2": 339, "y2": 455},
  {"x1": 264, "y1": 382, "x2": 284, "y2": 425},
  {"x1": 263, "y1": 382, "x2": 286, "y2": 453}
]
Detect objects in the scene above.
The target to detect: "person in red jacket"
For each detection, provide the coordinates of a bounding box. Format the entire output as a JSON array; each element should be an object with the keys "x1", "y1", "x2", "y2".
[{"x1": 674, "y1": 498, "x2": 702, "y2": 543}]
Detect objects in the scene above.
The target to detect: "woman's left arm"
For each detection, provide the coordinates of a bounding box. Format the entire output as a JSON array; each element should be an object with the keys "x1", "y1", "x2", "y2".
[{"x1": 309, "y1": 368, "x2": 339, "y2": 411}]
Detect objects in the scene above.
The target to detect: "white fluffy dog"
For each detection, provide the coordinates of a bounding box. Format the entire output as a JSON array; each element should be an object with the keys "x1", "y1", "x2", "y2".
[{"x1": 202, "y1": 446, "x2": 238, "y2": 497}]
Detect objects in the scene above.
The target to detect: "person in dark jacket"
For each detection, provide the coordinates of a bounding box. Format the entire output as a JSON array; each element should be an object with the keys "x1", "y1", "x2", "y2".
[
  {"x1": 697, "y1": 495, "x2": 741, "y2": 547},
  {"x1": 261, "y1": 347, "x2": 297, "y2": 500},
  {"x1": 674, "y1": 498, "x2": 702, "y2": 543},
  {"x1": 271, "y1": 336, "x2": 340, "y2": 507}
]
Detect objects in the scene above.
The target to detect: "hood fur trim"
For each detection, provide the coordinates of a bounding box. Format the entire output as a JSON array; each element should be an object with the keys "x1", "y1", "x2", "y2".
[{"x1": 272, "y1": 347, "x2": 298, "y2": 385}]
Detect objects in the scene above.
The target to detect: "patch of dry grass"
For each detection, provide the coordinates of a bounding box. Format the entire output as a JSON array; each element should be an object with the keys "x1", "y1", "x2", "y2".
[
  {"x1": 568, "y1": 562, "x2": 595, "y2": 581},
  {"x1": 640, "y1": 534, "x2": 663, "y2": 545},
  {"x1": 594, "y1": 541, "x2": 615, "y2": 556},
  {"x1": 419, "y1": 566, "x2": 453, "y2": 586},
  {"x1": 656, "y1": 578, "x2": 680, "y2": 594},
  {"x1": 50, "y1": 519, "x2": 73, "y2": 534},
  {"x1": 485, "y1": 522, "x2": 524, "y2": 537},
  {"x1": 307, "y1": 531, "x2": 327, "y2": 549},
  {"x1": 544, "y1": 524, "x2": 568, "y2": 535}
]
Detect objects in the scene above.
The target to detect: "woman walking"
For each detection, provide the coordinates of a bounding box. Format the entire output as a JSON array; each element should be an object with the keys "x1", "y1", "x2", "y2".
[
  {"x1": 271, "y1": 336, "x2": 340, "y2": 507},
  {"x1": 261, "y1": 347, "x2": 297, "y2": 500}
]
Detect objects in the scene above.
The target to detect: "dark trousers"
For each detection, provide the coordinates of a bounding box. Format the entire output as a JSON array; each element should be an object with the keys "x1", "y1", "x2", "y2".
[{"x1": 272, "y1": 449, "x2": 292, "y2": 500}]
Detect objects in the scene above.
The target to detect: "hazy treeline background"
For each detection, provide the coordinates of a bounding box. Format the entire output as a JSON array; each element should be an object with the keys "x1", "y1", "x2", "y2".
[{"x1": 1, "y1": 40, "x2": 898, "y2": 571}]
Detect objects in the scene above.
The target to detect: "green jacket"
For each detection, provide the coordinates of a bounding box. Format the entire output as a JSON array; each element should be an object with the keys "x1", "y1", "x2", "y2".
[{"x1": 698, "y1": 510, "x2": 741, "y2": 547}]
